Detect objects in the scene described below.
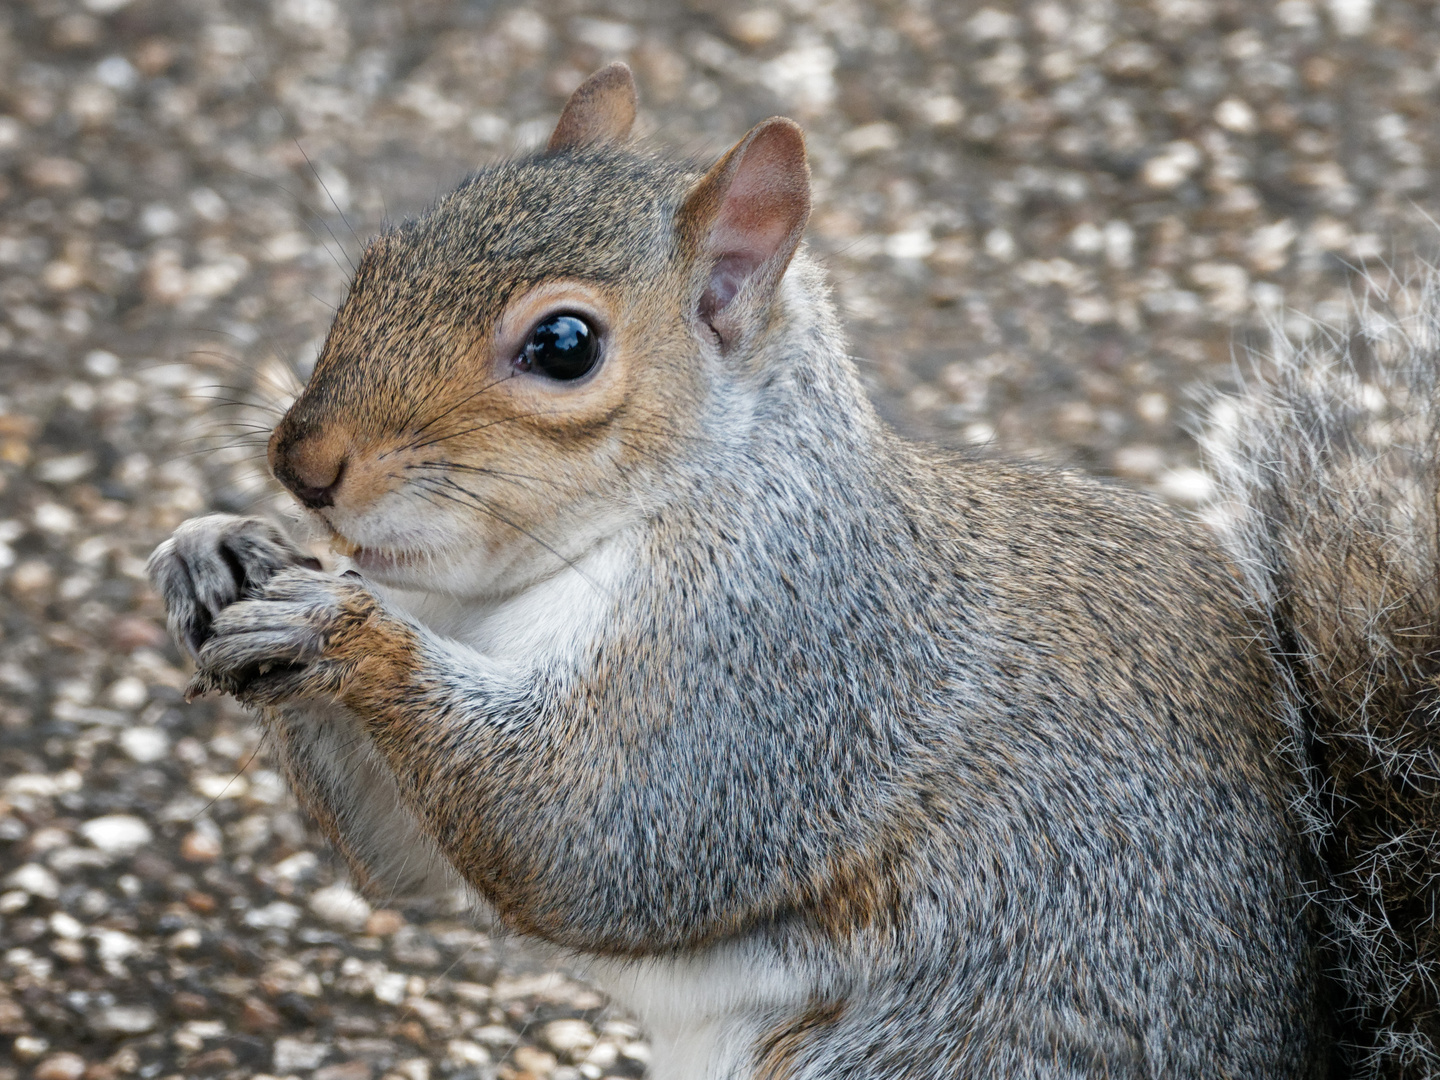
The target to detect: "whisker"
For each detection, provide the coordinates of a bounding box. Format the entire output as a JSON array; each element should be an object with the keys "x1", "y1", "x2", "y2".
[
  {"x1": 404, "y1": 461, "x2": 574, "y2": 493},
  {"x1": 404, "y1": 411, "x2": 561, "y2": 451},
  {"x1": 417, "y1": 477, "x2": 605, "y2": 596},
  {"x1": 294, "y1": 139, "x2": 360, "y2": 272},
  {"x1": 398, "y1": 372, "x2": 518, "y2": 447},
  {"x1": 226, "y1": 163, "x2": 357, "y2": 282}
]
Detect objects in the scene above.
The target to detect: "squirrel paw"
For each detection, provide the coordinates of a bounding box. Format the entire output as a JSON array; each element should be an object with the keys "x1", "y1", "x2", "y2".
[
  {"x1": 185, "y1": 567, "x2": 397, "y2": 708},
  {"x1": 148, "y1": 514, "x2": 321, "y2": 660}
]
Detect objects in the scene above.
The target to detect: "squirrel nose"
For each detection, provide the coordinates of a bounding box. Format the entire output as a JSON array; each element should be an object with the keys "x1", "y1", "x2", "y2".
[{"x1": 269, "y1": 430, "x2": 348, "y2": 510}]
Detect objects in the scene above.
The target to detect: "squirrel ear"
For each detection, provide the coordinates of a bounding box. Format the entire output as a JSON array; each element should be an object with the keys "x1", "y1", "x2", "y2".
[
  {"x1": 546, "y1": 63, "x2": 638, "y2": 152},
  {"x1": 678, "y1": 117, "x2": 811, "y2": 350}
]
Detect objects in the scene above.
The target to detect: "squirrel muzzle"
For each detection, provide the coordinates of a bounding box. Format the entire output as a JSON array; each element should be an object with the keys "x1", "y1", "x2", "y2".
[{"x1": 269, "y1": 421, "x2": 349, "y2": 511}]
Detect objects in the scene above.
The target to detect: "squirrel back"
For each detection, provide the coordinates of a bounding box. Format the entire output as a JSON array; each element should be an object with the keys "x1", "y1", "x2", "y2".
[{"x1": 1204, "y1": 275, "x2": 1440, "y2": 1077}]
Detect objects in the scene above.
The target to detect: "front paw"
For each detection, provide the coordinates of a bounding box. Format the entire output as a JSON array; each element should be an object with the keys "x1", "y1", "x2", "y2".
[
  {"x1": 148, "y1": 514, "x2": 321, "y2": 660},
  {"x1": 187, "y1": 568, "x2": 408, "y2": 708}
]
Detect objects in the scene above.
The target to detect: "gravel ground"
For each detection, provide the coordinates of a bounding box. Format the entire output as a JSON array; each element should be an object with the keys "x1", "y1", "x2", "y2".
[{"x1": 2, "y1": 1, "x2": 1439, "y2": 1078}]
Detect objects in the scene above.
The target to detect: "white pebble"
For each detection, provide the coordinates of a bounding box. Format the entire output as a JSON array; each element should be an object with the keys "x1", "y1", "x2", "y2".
[
  {"x1": 244, "y1": 901, "x2": 301, "y2": 929},
  {"x1": 498, "y1": 9, "x2": 549, "y2": 50},
  {"x1": 1213, "y1": 98, "x2": 1256, "y2": 135},
  {"x1": 374, "y1": 971, "x2": 408, "y2": 1004},
  {"x1": 11, "y1": 1036, "x2": 48, "y2": 1061},
  {"x1": 92, "y1": 1005, "x2": 157, "y2": 1035},
  {"x1": 309, "y1": 883, "x2": 372, "y2": 930},
  {"x1": 119, "y1": 727, "x2": 169, "y2": 763},
  {"x1": 273, "y1": 1039, "x2": 330, "y2": 1073},
  {"x1": 884, "y1": 229, "x2": 935, "y2": 261},
  {"x1": 840, "y1": 122, "x2": 900, "y2": 157},
  {"x1": 107, "y1": 676, "x2": 148, "y2": 710},
  {"x1": 84, "y1": 349, "x2": 120, "y2": 377},
  {"x1": 33, "y1": 503, "x2": 78, "y2": 535},
  {"x1": 93, "y1": 929, "x2": 142, "y2": 963},
  {"x1": 544, "y1": 1019, "x2": 597, "y2": 1055},
  {"x1": 35, "y1": 453, "x2": 95, "y2": 485},
  {"x1": 48, "y1": 912, "x2": 85, "y2": 940},
  {"x1": 759, "y1": 41, "x2": 837, "y2": 114},
  {"x1": 727, "y1": 9, "x2": 784, "y2": 46},
  {"x1": 1326, "y1": 0, "x2": 1371, "y2": 35},
  {"x1": 78, "y1": 814, "x2": 153, "y2": 856},
  {"x1": 1141, "y1": 141, "x2": 1202, "y2": 190},
  {"x1": 446, "y1": 1041, "x2": 491, "y2": 1067},
  {"x1": 94, "y1": 55, "x2": 139, "y2": 91},
  {"x1": 967, "y1": 7, "x2": 1019, "y2": 40},
  {"x1": 272, "y1": 851, "x2": 319, "y2": 881},
  {"x1": 6, "y1": 864, "x2": 60, "y2": 899},
  {"x1": 984, "y1": 229, "x2": 1016, "y2": 262},
  {"x1": 193, "y1": 772, "x2": 249, "y2": 800}
]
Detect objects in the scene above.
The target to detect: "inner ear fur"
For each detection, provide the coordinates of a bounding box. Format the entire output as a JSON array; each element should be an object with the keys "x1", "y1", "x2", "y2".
[
  {"x1": 547, "y1": 63, "x2": 638, "y2": 152},
  {"x1": 678, "y1": 117, "x2": 812, "y2": 350}
]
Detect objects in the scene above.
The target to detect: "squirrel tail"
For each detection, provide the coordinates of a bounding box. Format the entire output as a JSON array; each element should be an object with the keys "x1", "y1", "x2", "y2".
[{"x1": 1201, "y1": 267, "x2": 1440, "y2": 1076}]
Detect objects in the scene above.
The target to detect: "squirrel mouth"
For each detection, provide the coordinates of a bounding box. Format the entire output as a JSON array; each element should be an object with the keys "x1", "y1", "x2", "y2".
[
  {"x1": 327, "y1": 531, "x2": 360, "y2": 558},
  {"x1": 325, "y1": 528, "x2": 413, "y2": 573},
  {"x1": 351, "y1": 547, "x2": 408, "y2": 573}
]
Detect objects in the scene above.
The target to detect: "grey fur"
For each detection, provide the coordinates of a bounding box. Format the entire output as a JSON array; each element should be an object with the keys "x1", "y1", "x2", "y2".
[
  {"x1": 148, "y1": 133, "x2": 1339, "y2": 1076},
  {"x1": 1202, "y1": 267, "x2": 1440, "y2": 1076}
]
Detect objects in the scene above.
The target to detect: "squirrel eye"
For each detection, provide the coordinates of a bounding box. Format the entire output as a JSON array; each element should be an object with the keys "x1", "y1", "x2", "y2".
[{"x1": 517, "y1": 314, "x2": 601, "y2": 381}]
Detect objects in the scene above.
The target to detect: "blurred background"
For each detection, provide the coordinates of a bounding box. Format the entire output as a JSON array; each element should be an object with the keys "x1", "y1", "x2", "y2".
[{"x1": 0, "y1": 0, "x2": 1438, "y2": 1078}]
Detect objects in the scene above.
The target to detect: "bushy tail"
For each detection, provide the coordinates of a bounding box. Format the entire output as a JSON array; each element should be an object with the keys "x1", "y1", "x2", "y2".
[{"x1": 1202, "y1": 268, "x2": 1440, "y2": 1077}]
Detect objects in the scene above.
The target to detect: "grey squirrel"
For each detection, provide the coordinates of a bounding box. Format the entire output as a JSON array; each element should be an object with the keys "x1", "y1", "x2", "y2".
[{"x1": 145, "y1": 63, "x2": 1440, "y2": 1077}]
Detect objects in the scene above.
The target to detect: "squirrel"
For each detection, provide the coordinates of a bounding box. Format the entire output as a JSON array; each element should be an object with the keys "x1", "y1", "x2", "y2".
[{"x1": 145, "y1": 62, "x2": 1440, "y2": 1078}]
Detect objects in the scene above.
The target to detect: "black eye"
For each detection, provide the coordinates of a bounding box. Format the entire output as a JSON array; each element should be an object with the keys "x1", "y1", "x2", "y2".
[{"x1": 517, "y1": 314, "x2": 601, "y2": 381}]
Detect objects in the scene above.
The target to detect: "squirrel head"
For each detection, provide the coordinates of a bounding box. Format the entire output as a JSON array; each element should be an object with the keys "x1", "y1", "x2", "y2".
[{"x1": 268, "y1": 63, "x2": 812, "y2": 597}]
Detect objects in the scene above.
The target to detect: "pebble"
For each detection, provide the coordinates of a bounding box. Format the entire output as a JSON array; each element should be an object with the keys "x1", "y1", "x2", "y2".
[
  {"x1": 77, "y1": 815, "x2": 153, "y2": 855},
  {"x1": 119, "y1": 726, "x2": 170, "y2": 763},
  {"x1": 273, "y1": 1038, "x2": 330, "y2": 1073},
  {"x1": 310, "y1": 883, "x2": 373, "y2": 930},
  {"x1": 727, "y1": 9, "x2": 784, "y2": 47},
  {"x1": 512, "y1": 1046, "x2": 558, "y2": 1075},
  {"x1": 542, "y1": 1020, "x2": 596, "y2": 1058},
  {"x1": 240, "y1": 996, "x2": 283, "y2": 1032},
  {"x1": 179, "y1": 828, "x2": 223, "y2": 862},
  {"x1": 90, "y1": 1005, "x2": 158, "y2": 1036},
  {"x1": 188, "y1": 1047, "x2": 239, "y2": 1073},
  {"x1": 171, "y1": 991, "x2": 212, "y2": 1017},
  {"x1": 6, "y1": 864, "x2": 60, "y2": 899},
  {"x1": 193, "y1": 773, "x2": 249, "y2": 800},
  {"x1": 34, "y1": 1054, "x2": 87, "y2": 1080},
  {"x1": 106, "y1": 676, "x2": 149, "y2": 709},
  {"x1": 109, "y1": 615, "x2": 168, "y2": 651},
  {"x1": 445, "y1": 1041, "x2": 490, "y2": 1068},
  {"x1": 49, "y1": 911, "x2": 85, "y2": 939},
  {"x1": 13, "y1": 1038, "x2": 50, "y2": 1063},
  {"x1": 315, "y1": 1063, "x2": 374, "y2": 1080},
  {"x1": 244, "y1": 901, "x2": 302, "y2": 930},
  {"x1": 364, "y1": 909, "x2": 405, "y2": 936}
]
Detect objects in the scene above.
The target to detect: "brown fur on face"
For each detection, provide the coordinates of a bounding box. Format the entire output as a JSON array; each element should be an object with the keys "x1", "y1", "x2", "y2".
[
  {"x1": 267, "y1": 146, "x2": 724, "y2": 583},
  {"x1": 270, "y1": 81, "x2": 812, "y2": 589}
]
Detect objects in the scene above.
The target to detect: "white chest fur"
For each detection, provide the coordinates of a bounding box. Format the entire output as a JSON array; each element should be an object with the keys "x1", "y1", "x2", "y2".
[
  {"x1": 576, "y1": 943, "x2": 814, "y2": 1080},
  {"x1": 371, "y1": 537, "x2": 632, "y2": 666}
]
